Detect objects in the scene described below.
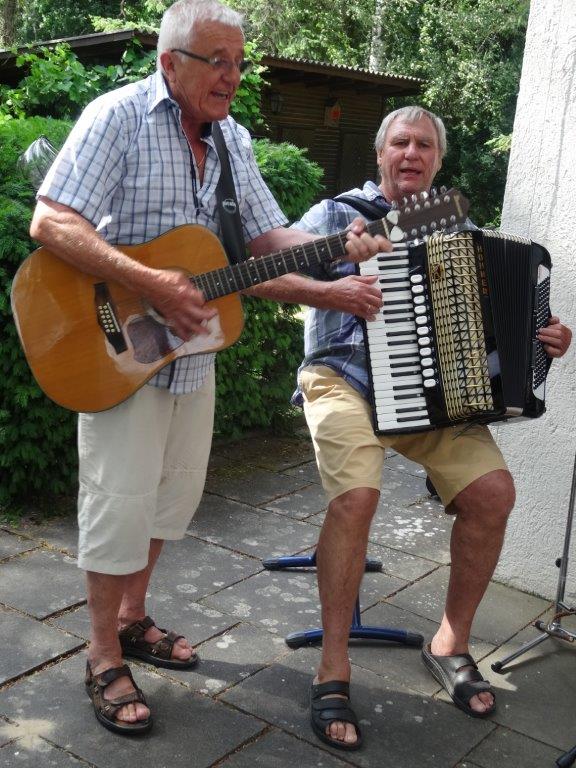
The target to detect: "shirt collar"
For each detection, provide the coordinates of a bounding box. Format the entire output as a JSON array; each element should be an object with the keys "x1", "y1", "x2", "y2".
[
  {"x1": 147, "y1": 70, "x2": 173, "y2": 114},
  {"x1": 362, "y1": 180, "x2": 389, "y2": 204},
  {"x1": 147, "y1": 71, "x2": 213, "y2": 139}
]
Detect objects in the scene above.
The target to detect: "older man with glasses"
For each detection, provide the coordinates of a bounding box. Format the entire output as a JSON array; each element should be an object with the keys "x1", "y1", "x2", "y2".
[{"x1": 29, "y1": 0, "x2": 389, "y2": 736}]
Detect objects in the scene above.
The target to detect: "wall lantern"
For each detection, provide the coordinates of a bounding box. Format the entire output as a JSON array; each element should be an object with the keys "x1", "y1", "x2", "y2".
[{"x1": 324, "y1": 98, "x2": 342, "y2": 128}]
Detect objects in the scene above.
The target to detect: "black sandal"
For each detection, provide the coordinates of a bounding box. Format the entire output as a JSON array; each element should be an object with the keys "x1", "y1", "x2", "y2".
[
  {"x1": 421, "y1": 644, "x2": 496, "y2": 717},
  {"x1": 85, "y1": 662, "x2": 152, "y2": 735},
  {"x1": 119, "y1": 616, "x2": 198, "y2": 670},
  {"x1": 310, "y1": 680, "x2": 362, "y2": 751}
]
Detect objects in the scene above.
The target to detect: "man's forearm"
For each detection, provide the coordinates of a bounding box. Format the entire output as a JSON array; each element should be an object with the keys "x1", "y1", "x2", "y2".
[
  {"x1": 246, "y1": 272, "x2": 384, "y2": 321},
  {"x1": 245, "y1": 273, "x2": 330, "y2": 306}
]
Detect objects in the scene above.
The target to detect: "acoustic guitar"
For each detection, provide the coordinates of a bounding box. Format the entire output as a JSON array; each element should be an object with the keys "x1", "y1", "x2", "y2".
[{"x1": 11, "y1": 188, "x2": 468, "y2": 413}]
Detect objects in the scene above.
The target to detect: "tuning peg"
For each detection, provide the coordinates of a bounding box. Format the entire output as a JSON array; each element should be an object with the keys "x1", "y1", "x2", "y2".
[
  {"x1": 386, "y1": 209, "x2": 400, "y2": 225},
  {"x1": 391, "y1": 200, "x2": 398, "y2": 210},
  {"x1": 389, "y1": 225, "x2": 405, "y2": 242},
  {"x1": 440, "y1": 185, "x2": 447, "y2": 194},
  {"x1": 420, "y1": 190, "x2": 429, "y2": 200},
  {"x1": 430, "y1": 187, "x2": 437, "y2": 197}
]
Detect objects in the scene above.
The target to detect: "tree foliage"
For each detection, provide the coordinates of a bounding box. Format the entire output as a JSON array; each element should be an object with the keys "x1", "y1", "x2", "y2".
[
  {"x1": 227, "y1": 0, "x2": 375, "y2": 66},
  {"x1": 2, "y1": 1, "x2": 152, "y2": 44},
  {"x1": 372, "y1": 0, "x2": 530, "y2": 224}
]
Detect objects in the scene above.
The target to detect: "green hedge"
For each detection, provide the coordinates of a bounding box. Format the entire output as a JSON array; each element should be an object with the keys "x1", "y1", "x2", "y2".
[
  {"x1": 0, "y1": 118, "x2": 77, "y2": 510},
  {"x1": 0, "y1": 118, "x2": 323, "y2": 511}
]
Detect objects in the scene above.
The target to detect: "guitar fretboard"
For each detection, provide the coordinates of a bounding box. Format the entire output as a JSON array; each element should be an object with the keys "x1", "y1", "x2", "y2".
[{"x1": 193, "y1": 218, "x2": 391, "y2": 301}]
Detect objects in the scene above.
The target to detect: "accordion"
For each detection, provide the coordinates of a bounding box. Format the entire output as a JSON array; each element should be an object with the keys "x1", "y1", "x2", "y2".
[{"x1": 359, "y1": 227, "x2": 552, "y2": 435}]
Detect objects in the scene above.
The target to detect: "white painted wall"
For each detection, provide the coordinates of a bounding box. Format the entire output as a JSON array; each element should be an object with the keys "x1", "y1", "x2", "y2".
[{"x1": 493, "y1": 0, "x2": 576, "y2": 600}]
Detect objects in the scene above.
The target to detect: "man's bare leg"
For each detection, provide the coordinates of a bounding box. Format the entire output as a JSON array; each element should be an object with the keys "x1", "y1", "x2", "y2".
[
  {"x1": 315, "y1": 487, "x2": 379, "y2": 746},
  {"x1": 117, "y1": 538, "x2": 193, "y2": 662},
  {"x1": 86, "y1": 571, "x2": 149, "y2": 724},
  {"x1": 430, "y1": 469, "x2": 515, "y2": 713}
]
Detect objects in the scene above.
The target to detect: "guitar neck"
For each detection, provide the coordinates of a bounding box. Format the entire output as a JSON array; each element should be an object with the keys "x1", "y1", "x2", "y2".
[{"x1": 193, "y1": 217, "x2": 391, "y2": 301}]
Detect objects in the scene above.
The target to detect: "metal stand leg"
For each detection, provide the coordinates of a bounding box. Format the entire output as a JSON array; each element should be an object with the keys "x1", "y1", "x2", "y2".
[
  {"x1": 492, "y1": 453, "x2": 576, "y2": 673},
  {"x1": 263, "y1": 550, "x2": 424, "y2": 650}
]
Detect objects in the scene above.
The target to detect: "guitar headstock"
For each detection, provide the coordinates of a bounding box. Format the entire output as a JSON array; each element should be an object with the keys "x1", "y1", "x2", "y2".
[{"x1": 384, "y1": 187, "x2": 470, "y2": 243}]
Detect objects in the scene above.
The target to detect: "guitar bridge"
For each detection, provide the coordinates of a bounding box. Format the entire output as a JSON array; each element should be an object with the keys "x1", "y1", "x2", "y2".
[{"x1": 94, "y1": 283, "x2": 128, "y2": 354}]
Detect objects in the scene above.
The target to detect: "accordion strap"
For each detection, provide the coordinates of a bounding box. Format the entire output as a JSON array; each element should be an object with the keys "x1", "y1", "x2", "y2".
[{"x1": 212, "y1": 121, "x2": 246, "y2": 265}]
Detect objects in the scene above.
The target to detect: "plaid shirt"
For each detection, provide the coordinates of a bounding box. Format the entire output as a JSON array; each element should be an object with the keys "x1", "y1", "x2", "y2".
[
  {"x1": 291, "y1": 181, "x2": 391, "y2": 404},
  {"x1": 38, "y1": 70, "x2": 287, "y2": 394}
]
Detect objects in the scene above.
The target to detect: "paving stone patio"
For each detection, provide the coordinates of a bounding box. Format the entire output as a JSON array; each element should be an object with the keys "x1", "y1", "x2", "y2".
[{"x1": 1, "y1": 432, "x2": 575, "y2": 767}]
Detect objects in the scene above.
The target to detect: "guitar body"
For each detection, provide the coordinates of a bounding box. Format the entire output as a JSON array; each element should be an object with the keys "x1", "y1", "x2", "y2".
[{"x1": 11, "y1": 225, "x2": 244, "y2": 412}]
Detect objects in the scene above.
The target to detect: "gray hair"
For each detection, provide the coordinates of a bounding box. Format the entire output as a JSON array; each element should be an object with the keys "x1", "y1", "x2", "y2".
[
  {"x1": 374, "y1": 106, "x2": 447, "y2": 158},
  {"x1": 157, "y1": 0, "x2": 244, "y2": 71}
]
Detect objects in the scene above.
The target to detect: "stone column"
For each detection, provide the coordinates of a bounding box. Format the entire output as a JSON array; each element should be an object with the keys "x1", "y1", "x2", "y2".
[{"x1": 494, "y1": 0, "x2": 576, "y2": 599}]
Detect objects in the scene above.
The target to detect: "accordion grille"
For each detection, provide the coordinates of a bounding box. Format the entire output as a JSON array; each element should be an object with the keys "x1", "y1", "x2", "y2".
[{"x1": 427, "y1": 231, "x2": 494, "y2": 421}]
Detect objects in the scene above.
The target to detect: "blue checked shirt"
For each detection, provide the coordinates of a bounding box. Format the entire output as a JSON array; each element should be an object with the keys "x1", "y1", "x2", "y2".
[
  {"x1": 291, "y1": 181, "x2": 391, "y2": 404},
  {"x1": 38, "y1": 70, "x2": 287, "y2": 394}
]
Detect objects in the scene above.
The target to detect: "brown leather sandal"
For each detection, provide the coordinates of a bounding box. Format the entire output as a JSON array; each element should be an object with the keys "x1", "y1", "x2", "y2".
[
  {"x1": 85, "y1": 662, "x2": 152, "y2": 735},
  {"x1": 119, "y1": 616, "x2": 199, "y2": 670}
]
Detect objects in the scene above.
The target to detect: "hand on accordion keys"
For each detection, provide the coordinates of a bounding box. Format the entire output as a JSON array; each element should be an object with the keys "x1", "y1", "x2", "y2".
[
  {"x1": 537, "y1": 316, "x2": 572, "y2": 358},
  {"x1": 321, "y1": 274, "x2": 384, "y2": 320}
]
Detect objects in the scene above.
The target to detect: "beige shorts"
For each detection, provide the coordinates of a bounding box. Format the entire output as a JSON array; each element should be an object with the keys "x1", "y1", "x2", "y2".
[
  {"x1": 299, "y1": 365, "x2": 508, "y2": 507},
  {"x1": 77, "y1": 370, "x2": 215, "y2": 575}
]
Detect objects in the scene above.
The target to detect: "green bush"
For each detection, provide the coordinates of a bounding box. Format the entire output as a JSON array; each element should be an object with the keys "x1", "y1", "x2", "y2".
[
  {"x1": 0, "y1": 40, "x2": 266, "y2": 131},
  {"x1": 0, "y1": 120, "x2": 323, "y2": 510},
  {"x1": 214, "y1": 139, "x2": 324, "y2": 438},
  {"x1": 252, "y1": 139, "x2": 324, "y2": 222},
  {"x1": 0, "y1": 118, "x2": 77, "y2": 510}
]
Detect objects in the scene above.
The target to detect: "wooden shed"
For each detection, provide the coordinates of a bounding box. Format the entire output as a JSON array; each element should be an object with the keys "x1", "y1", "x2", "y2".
[
  {"x1": 260, "y1": 55, "x2": 422, "y2": 197},
  {"x1": 0, "y1": 30, "x2": 423, "y2": 198}
]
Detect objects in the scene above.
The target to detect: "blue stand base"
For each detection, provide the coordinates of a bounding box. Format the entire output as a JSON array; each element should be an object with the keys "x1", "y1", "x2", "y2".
[{"x1": 263, "y1": 551, "x2": 424, "y2": 650}]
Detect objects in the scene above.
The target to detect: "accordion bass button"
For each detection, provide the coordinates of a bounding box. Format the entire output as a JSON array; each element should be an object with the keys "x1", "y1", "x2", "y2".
[
  {"x1": 417, "y1": 327, "x2": 429, "y2": 336},
  {"x1": 423, "y1": 369, "x2": 435, "y2": 378},
  {"x1": 414, "y1": 306, "x2": 427, "y2": 315},
  {"x1": 424, "y1": 379, "x2": 436, "y2": 388},
  {"x1": 418, "y1": 336, "x2": 431, "y2": 345},
  {"x1": 412, "y1": 285, "x2": 424, "y2": 294},
  {"x1": 419, "y1": 347, "x2": 432, "y2": 356},
  {"x1": 410, "y1": 274, "x2": 424, "y2": 284},
  {"x1": 414, "y1": 295, "x2": 425, "y2": 304},
  {"x1": 421, "y1": 357, "x2": 433, "y2": 366},
  {"x1": 416, "y1": 316, "x2": 428, "y2": 325}
]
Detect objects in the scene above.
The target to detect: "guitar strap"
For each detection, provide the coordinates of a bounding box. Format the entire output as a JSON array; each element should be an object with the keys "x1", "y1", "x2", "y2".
[
  {"x1": 334, "y1": 193, "x2": 390, "y2": 220},
  {"x1": 212, "y1": 121, "x2": 247, "y2": 265}
]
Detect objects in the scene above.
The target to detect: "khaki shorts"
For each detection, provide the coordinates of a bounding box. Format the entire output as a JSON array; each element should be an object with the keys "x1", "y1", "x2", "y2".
[
  {"x1": 299, "y1": 365, "x2": 508, "y2": 508},
  {"x1": 77, "y1": 370, "x2": 215, "y2": 575}
]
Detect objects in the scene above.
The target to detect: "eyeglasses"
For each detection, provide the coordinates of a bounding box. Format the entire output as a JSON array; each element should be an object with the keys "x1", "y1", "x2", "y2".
[{"x1": 170, "y1": 48, "x2": 252, "y2": 75}]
